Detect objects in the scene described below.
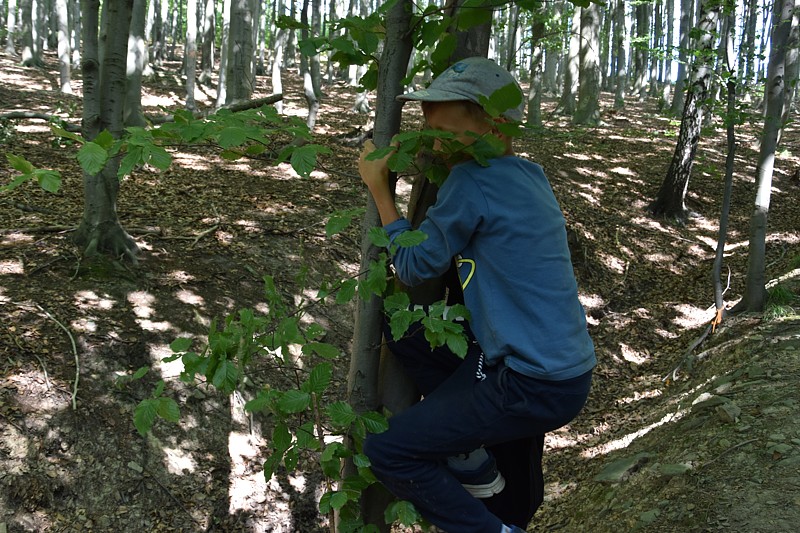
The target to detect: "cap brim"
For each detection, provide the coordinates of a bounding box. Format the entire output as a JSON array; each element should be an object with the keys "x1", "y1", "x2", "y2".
[{"x1": 396, "y1": 89, "x2": 475, "y2": 104}]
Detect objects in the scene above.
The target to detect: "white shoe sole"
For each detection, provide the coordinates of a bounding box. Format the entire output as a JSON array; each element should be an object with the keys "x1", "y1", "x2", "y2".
[{"x1": 461, "y1": 473, "x2": 506, "y2": 499}]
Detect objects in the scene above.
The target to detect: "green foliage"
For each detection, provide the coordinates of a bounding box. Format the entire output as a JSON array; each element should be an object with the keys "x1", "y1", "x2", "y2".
[{"x1": 765, "y1": 284, "x2": 798, "y2": 320}]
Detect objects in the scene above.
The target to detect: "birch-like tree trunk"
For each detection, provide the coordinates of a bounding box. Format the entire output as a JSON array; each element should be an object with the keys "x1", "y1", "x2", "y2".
[
  {"x1": 71, "y1": 0, "x2": 82, "y2": 66},
  {"x1": 224, "y1": 0, "x2": 256, "y2": 105},
  {"x1": 215, "y1": 0, "x2": 231, "y2": 107},
  {"x1": 271, "y1": 0, "x2": 288, "y2": 114},
  {"x1": 574, "y1": 2, "x2": 601, "y2": 125},
  {"x1": 5, "y1": 0, "x2": 18, "y2": 55},
  {"x1": 124, "y1": 0, "x2": 147, "y2": 127},
  {"x1": 649, "y1": 0, "x2": 719, "y2": 221},
  {"x1": 526, "y1": 9, "x2": 546, "y2": 126},
  {"x1": 735, "y1": 0, "x2": 795, "y2": 313},
  {"x1": 56, "y1": 0, "x2": 72, "y2": 93}
]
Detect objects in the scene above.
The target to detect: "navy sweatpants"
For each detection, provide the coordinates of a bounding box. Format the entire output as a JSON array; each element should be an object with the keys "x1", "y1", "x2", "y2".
[{"x1": 363, "y1": 322, "x2": 591, "y2": 533}]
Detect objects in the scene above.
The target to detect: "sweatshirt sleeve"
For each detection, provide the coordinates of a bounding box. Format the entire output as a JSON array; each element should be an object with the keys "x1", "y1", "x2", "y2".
[{"x1": 385, "y1": 168, "x2": 484, "y2": 287}]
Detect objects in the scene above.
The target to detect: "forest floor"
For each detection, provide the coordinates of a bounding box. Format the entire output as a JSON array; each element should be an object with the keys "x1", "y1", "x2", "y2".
[{"x1": 1, "y1": 52, "x2": 799, "y2": 533}]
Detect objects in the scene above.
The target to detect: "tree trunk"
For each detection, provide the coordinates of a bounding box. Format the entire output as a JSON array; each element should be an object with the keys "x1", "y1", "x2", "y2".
[
  {"x1": 76, "y1": 0, "x2": 139, "y2": 262},
  {"x1": 124, "y1": 0, "x2": 147, "y2": 127},
  {"x1": 649, "y1": 0, "x2": 719, "y2": 222},
  {"x1": 558, "y1": 5, "x2": 580, "y2": 115},
  {"x1": 185, "y1": 0, "x2": 198, "y2": 110},
  {"x1": 780, "y1": 6, "x2": 799, "y2": 137},
  {"x1": 670, "y1": 0, "x2": 693, "y2": 114},
  {"x1": 526, "y1": 13, "x2": 545, "y2": 126},
  {"x1": 20, "y1": 0, "x2": 42, "y2": 66},
  {"x1": 199, "y1": 0, "x2": 215, "y2": 84},
  {"x1": 350, "y1": 0, "x2": 370, "y2": 113},
  {"x1": 504, "y1": 3, "x2": 520, "y2": 72},
  {"x1": 299, "y1": 0, "x2": 320, "y2": 128},
  {"x1": 56, "y1": 0, "x2": 72, "y2": 93},
  {"x1": 224, "y1": 0, "x2": 256, "y2": 105},
  {"x1": 5, "y1": 0, "x2": 18, "y2": 55},
  {"x1": 215, "y1": 0, "x2": 231, "y2": 107},
  {"x1": 347, "y1": 4, "x2": 414, "y2": 530},
  {"x1": 734, "y1": 0, "x2": 795, "y2": 313},
  {"x1": 739, "y1": 0, "x2": 758, "y2": 90},
  {"x1": 633, "y1": 3, "x2": 649, "y2": 100},
  {"x1": 574, "y1": 3, "x2": 601, "y2": 125},
  {"x1": 614, "y1": 0, "x2": 627, "y2": 109},
  {"x1": 542, "y1": 2, "x2": 561, "y2": 95},
  {"x1": 271, "y1": 1, "x2": 287, "y2": 114}
]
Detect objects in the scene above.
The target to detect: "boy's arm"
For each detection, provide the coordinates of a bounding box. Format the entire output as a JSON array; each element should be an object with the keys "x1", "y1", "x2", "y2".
[{"x1": 358, "y1": 140, "x2": 401, "y2": 226}]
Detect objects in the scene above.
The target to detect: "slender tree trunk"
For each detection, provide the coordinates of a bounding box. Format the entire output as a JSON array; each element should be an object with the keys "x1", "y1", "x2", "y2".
[
  {"x1": 558, "y1": 5, "x2": 580, "y2": 115},
  {"x1": 124, "y1": 0, "x2": 147, "y2": 127},
  {"x1": 56, "y1": 0, "x2": 72, "y2": 93},
  {"x1": 347, "y1": 4, "x2": 414, "y2": 530},
  {"x1": 633, "y1": 3, "x2": 649, "y2": 100},
  {"x1": 649, "y1": 0, "x2": 720, "y2": 222},
  {"x1": 735, "y1": 0, "x2": 795, "y2": 313},
  {"x1": 574, "y1": 3, "x2": 601, "y2": 125},
  {"x1": 671, "y1": 0, "x2": 693, "y2": 113},
  {"x1": 614, "y1": 0, "x2": 627, "y2": 109},
  {"x1": 299, "y1": 0, "x2": 321, "y2": 128},
  {"x1": 543, "y1": 2, "x2": 562, "y2": 95},
  {"x1": 5, "y1": 0, "x2": 18, "y2": 56},
  {"x1": 199, "y1": 0, "x2": 215, "y2": 84},
  {"x1": 71, "y1": 0, "x2": 82, "y2": 66},
  {"x1": 271, "y1": 0, "x2": 287, "y2": 114},
  {"x1": 526, "y1": 11, "x2": 545, "y2": 126},
  {"x1": 215, "y1": 0, "x2": 231, "y2": 107},
  {"x1": 185, "y1": 0, "x2": 198, "y2": 110},
  {"x1": 780, "y1": 6, "x2": 799, "y2": 136}
]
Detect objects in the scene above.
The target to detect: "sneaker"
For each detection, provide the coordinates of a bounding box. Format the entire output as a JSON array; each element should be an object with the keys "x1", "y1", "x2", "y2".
[{"x1": 449, "y1": 453, "x2": 506, "y2": 498}]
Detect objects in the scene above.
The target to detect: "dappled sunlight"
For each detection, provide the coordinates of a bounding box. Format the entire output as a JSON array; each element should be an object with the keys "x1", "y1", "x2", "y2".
[
  {"x1": 170, "y1": 151, "x2": 214, "y2": 171},
  {"x1": 0, "y1": 259, "x2": 24, "y2": 274},
  {"x1": 580, "y1": 408, "x2": 689, "y2": 459},
  {"x1": 671, "y1": 303, "x2": 713, "y2": 329},
  {"x1": 74, "y1": 290, "x2": 116, "y2": 311},
  {"x1": 616, "y1": 387, "x2": 663, "y2": 405},
  {"x1": 162, "y1": 443, "x2": 198, "y2": 475},
  {"x1": 616, "y1": 342, "x2": 650, "y2": 365},
  {"x1": 150, "y1": 342, "x2": 184, "y2": 379},
  {"x1": 175, "y1": 288, "x2": 205, "y2": 307},
  {"x1": 597, "y1": 251, "x2": 627, "y2": 274},
  {"x1": 1, "y1": 233, "x2": 35, "y2": 245}
]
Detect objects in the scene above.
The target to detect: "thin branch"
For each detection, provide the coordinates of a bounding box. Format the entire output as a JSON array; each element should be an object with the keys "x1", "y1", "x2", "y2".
[{"x1": 36, "y1": 304, "x2": 79, "y2": 410}]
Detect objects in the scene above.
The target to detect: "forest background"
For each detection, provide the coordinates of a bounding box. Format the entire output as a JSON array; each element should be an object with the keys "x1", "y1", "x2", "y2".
[{"x1": 1, "y1": 0, "x2": 799, "y2": 531}]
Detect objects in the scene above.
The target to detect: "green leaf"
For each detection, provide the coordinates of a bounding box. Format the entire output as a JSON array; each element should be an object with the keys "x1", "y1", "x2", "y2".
[
  {"x1": 277, "y1": 390, "x2": 311, "y2": 413},
  {"x1": 295, "y1": 421, "x2": 319, "y2": 450},
  {"x1": 335, "y1": 279, "x2": 358, "y2": 305},
  {"x1": 325, "y1": 208, "x2": 364, "y2": 237},
  {"x1": 6, "y1": 153, "x2": 34, "y2": 174},
  {"x1": 2, "y1": 173, "x2": 30, "y2": 192},
  {"x1": 245, "y1": 389, "x2": 273, "y2": 413},
  {"x1": 289, "y1": 144, "x2": 330, "y2": 178},
  {"x1": 132, "y1": 366, "x2": 149, "y2": 380},
  {"x1": 170, "y1": 337, "x2": 193, "y2": 352},
  {"x1": 302, "y1": 342, "x2": 340, "y2": 359},
  {"x1": 157, "y1": 397, "x2": 180, "y2": 422},
  {"x1": 218, "y1": 127, "x2": 249, "y2": 148},
  {"x1": 304, "y1": 363, "x2": 332, "y2": 394},
  {"x1": 385, "y1": 500, "x2": 421, "y2": 527},
  {"x1": 383, "y1": 292, "x2": 410, "y2": 313},
  {"x1": 34, "y1": 170, "x2": 61, "y2": 193},
  {"x1": 77, "y1": 142, "x2": 109, "y2": 175},
  {"x1": 147, "y1": 145, "x2": 171, "y2": 170},
  {"x1": 93, "y1": 130, "x2": 115, "y2": 150},
  {"x1": 327, "y1": 401, "x2": 357, "y2": 428},
  {"x1": 368, "y1": 227, "x2": 390, "y2": 248},
  {"x1": 394, "y1": 230, "x2": 427, "y2": 248},
  {"x1": 359, "y1": 411, "x2": 389, "y2": 434},
  {"x1": 118, "y1": 146, "x2": 141, "y2": 177},
  {"x1": 211, "y1": 359, "x2": 239, "y2": 393},
  {"x1": 272, "y1": 422, "x2": 292, "y2": 453},
  {"x1": 320, "y1": 490, "x2": 351, "y2": 514},
  {"x1": 134, "y1": 399, "x2": 158, "y2": 436},
  {"x1": 430, "y1": 33, "x2": 457, "y2": 66},
  {"x1": 50, "y1": 125, "x2": 84, "y2": 144}
]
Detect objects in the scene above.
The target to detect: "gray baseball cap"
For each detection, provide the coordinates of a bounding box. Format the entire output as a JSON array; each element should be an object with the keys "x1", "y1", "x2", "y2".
[{"x1": 397, "y1": 56, "x2": 525, "y2": 122}]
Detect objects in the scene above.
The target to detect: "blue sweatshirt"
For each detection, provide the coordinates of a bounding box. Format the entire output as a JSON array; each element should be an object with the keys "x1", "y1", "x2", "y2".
[{"x1": 385, "y1": 156, "x2": 596, "y2": 381}]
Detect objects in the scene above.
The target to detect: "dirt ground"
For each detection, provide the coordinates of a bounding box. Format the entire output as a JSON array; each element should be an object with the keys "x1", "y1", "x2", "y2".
[{"x1": 1, "y1": 52, "x2": 799, "y2": 533}]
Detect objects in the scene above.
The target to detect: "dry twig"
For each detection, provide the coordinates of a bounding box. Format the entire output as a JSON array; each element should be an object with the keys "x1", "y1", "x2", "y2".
[{"x1": 36, "y1": 304, "x2": 79, "y2": 410}]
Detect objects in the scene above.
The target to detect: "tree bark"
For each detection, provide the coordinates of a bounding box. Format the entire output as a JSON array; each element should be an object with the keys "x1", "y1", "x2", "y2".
[
  {"x1": 75, "y1": 0, "x2": 139, "y2": 262},
  {"x1": 124, "y1": 0, "x2": 147, "y2": 127},
  {"x1": 614, "y1": 0, "x2": 627, "y2": 109},
  {"x1": 649, "y1": 0, "x2": 719, "y2": 222},
  {"x1": 185, "y1": 0, "x2": 198, "y2": 111},
  {"x1": 558, "y1": 5, "x2": 580, "y2": 115},
  {"x1": 734, "y1": 0, "x2": 795, "y2": 313},
  {"x1": 346, "y1": 3, "x2": 414, "y2": 529},
  {"x1": 670, "y1": 0, "x2": 693, "y2": 114},
  {"x1": 574, "y1": 3, "x2": 601, "y2": 125},
  {"x1": 224, "y1": 0, "x2": 257, "y2": 105},
  {"x1": 199, "y1": 0, "x2": 215, "y2": 84},
  {"x1": 56, "y1": 0, "x2": 72, "y2": 93},
  {"x1": 5, "y1": 0, "x2": 18, "y2": 56}
]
